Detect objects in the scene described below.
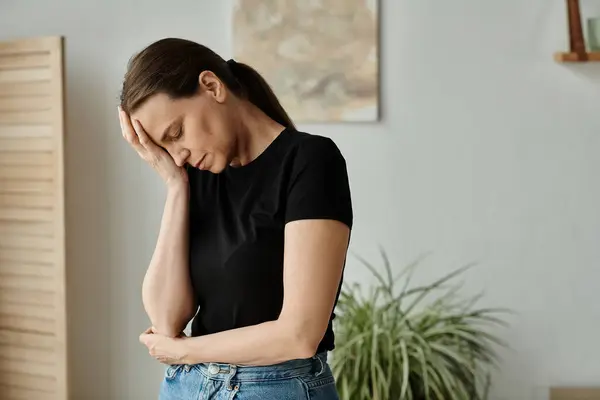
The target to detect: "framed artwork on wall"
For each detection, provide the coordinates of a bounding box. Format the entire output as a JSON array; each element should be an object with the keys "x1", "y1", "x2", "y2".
[{"x1": 232, "y1": 0, "x2": 380, "y2": 123}]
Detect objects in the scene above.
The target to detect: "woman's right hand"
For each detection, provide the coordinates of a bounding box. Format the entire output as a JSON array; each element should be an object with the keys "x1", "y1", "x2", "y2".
[{"x1": 118, "y1": 107, "x2": 188, "y2": 188}]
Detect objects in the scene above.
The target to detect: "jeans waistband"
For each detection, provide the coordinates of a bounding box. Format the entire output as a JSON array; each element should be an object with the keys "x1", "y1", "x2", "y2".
[{"x1": 192, "y1": 352, "x2": 329, "y2": 383}]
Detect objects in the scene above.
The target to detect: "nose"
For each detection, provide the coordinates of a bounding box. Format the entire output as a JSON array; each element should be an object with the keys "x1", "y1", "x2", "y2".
[{"x1": 172, "y1": 149, "x2": 189, "y2": 167}]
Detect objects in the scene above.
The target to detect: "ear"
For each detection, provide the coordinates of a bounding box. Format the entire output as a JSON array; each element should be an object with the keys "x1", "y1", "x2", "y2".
[{"x1": 198, "y1": 70, "x2": 227, "y2": 103}]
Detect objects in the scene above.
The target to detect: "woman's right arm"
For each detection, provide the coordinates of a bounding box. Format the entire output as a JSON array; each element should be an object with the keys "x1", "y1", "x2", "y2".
[
  {"x1": 118, "y1": 108, "x2": 197, "y2": 337},
  {"x1": 141, "y1": 181, "x2": 196, "y2": 337}
]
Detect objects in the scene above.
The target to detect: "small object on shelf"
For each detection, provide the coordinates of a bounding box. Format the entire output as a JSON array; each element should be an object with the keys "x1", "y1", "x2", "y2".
[
  {"x1": 554, "y1": 0, "x2": 600, "y2": 62},
  {"x1": 588, "y1": 17, "x2": 600, "y2": 51}
]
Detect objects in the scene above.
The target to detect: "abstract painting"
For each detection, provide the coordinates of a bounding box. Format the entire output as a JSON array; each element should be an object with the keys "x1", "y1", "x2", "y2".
[{"x1": 232, "y1": 0, "x2": 380, "y2": 122}]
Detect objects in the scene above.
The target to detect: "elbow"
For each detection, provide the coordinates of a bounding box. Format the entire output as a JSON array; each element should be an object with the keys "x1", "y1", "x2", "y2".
[
  {"x1": 291, "y1": 341, "x2": 319, "y2": 360},
  {"x1": 141, "y1": 296, "x2": 196, "y2": 338},
  {"x1": 278, "y1": 319, "x2": 323, "y2": 360},
  {"x1": 150, "y1": 322, "x2": 185, "y2": 338},
  {"x1": 145, "y1": 306, "x2": 196, "y2": 338}
]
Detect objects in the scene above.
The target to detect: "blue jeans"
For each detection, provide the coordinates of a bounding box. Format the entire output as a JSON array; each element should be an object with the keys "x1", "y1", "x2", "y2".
[{"x1": 159, "y1": 352, "x2": 339, "y2": 399}]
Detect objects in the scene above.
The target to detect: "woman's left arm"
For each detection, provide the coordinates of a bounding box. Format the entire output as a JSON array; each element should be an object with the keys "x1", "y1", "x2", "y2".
[
  {"x1": 140, "y1": 219, "x2": 349, "y2": 366},
  {"x1": 140, "y1": 136, "x2": 352, "y2": 366}
]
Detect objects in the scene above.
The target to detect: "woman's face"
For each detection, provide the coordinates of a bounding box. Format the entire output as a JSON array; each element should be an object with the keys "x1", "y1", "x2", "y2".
[{"x1": 130, "y1": 71, "x2": 236, "y2": 173}]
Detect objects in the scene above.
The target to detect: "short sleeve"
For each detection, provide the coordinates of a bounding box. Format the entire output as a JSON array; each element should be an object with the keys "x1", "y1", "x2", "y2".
[{"x1": 284, "y1": 136, "x2": 353, "y2": 229}]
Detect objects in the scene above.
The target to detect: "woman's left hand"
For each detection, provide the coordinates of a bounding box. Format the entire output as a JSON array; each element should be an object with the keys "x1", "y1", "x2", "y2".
[{"x1": 139, "y1": 327, "x2": 188, "y2": 365}]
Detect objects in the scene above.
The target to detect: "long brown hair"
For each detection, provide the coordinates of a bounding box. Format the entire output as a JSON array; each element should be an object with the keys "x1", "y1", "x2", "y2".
[{"x1": 119, "y1": 38, "x2": 294, "y2": 129}]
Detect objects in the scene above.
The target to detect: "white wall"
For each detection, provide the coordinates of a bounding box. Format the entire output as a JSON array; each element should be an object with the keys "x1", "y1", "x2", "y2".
[{"x1": 2, "y1": 1, "x2": 600, "y2": 399}]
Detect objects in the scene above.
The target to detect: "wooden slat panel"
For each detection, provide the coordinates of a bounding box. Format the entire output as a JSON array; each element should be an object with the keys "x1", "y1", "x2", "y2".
[
  {"x1": 0, "y1": 221, "x2": 53, "y2": 237},
  {"x1": 0, "y1": 358, "x2": 56, "y2": 377},
  {"x1": 0, "y1": 221, "x2": 53, "y2": 236},
  {"x1": 0, "y1": 288, "x2": 54, "y2": 307},
  {"x1": 0, "y1": 125, "x2": 53, "y2": 138},
  {"x1": 0, "y1": 304, "x2": 55, "y2": 319},
  {"x1": 0, "y1": 372, "x2": 55, "y2": 393},
  {"x1": 0, "y1": 96, "x2": 52, "y2": 111},
  {"x1": 0, "y1": 81, "x2": 52, "y2": 97},
  {"x1": 0, "y1": 194, "x2": 54, "y2": 208},
  {"x1": 0, "y1": 262, "x2": 54, "y2": 278},
  {"x1": 0, "y1": 385, "x2": 56, "y2": 400},
  {"x1": 0, "y1": 152, "x2": 54, "y2": 166},
  {"x1": 0, "y1": 248, "x2": 54, "y2": 264},
  {"x1": 0, "y1": 137, "x2": 54, "y2": 151},
  {"x1": 0, "y1": 53, "x2": 51, "y2": 69},
  {"x1": 0, "y1": 344, "x2": 55, "y2": 363},
  {"x1": 0, "y1": 314, "x2": 54, "y2": 334},
  {"x1": 0, "y1": 275, "x2": 55, "y2": 291},
  {"x1": 0, "y1": 110, "x2": 52, "y2": 124},
  {"x1": 0, "y1": 208, "x2": 54, "y2": 221},
  {"x1": 0, "y1": 234, "x2": 54, "y2": 249},
  {"x1": 0, "y1": 166, "x2": 54, "y2": 180},
  {"x1": 0, "y1": 68, "x2": 51, "y2": 83},
  {"x1": 0, "y1": 180, "x2": 54, "y2": 194},
  {"x1": 0, "y1": 329, "x2": 55, "y2": 349},
  {"x1": 0, "y1": 35, "x2": 66, "y2": 399},
  {"x1": 0, "y1": 36, "x2": 58, "y2": 55}
]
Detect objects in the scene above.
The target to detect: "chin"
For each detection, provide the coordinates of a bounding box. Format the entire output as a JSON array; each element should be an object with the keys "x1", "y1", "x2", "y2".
[{"x1": 207, "y1": 159, "x2": 228, "y2": 174}]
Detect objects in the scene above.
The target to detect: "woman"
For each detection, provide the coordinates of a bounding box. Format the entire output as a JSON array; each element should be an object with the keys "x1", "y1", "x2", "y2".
[{"x1": 117, "y1": 37, "x2": 352, "y2": 400}]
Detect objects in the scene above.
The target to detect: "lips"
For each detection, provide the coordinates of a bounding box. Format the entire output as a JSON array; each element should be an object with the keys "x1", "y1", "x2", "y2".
[{"x1": 196, "y1": 154, "x2": 207, "y2": 170}]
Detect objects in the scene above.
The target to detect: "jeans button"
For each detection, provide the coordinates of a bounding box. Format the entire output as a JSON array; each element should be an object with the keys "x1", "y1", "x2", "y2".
[{"x1": 208, "y1": 364, "x2": 219, "y2": 375}]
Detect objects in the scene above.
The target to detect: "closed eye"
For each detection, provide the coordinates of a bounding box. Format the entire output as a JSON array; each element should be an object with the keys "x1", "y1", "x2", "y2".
[{"x1": 170, "y1": 127, "x2": 184, "y2": 141}]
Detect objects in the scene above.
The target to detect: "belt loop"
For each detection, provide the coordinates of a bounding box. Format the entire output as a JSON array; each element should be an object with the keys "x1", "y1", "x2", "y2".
[
  {"x1": 313, "y1": 354, "x2": 324, "y2": 377},
  {"x1": 225, "y1": 364, "x2": 238, "y2": 390}
]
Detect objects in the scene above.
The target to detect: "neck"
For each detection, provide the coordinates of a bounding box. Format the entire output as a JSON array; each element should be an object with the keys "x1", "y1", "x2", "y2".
[{"x1": 230, "y1": 100, "x2": 285, "y2": 167}]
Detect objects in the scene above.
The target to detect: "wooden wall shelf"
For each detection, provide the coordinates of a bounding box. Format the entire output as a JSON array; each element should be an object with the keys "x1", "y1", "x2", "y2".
[
  {"x1": 554, "y1": 0, "x2": 600, "y2": 63},
  {"x1": 554, "y1": 52, "x2": 600, "y2": 62}
]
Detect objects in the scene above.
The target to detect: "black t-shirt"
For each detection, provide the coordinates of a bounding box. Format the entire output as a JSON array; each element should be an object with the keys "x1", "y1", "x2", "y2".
[{"x1": 187, "y1": 127, "x2": 353, "y2": 354}]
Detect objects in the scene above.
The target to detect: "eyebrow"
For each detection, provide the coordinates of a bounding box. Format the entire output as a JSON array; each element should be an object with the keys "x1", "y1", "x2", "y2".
[{"x1": 159, "y1": 118, "x2": 180, "y2": 142}]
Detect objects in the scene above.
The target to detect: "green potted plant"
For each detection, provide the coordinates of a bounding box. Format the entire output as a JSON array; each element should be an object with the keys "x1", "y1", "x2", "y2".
[{"x1": 331, "y1": 250, "x2": 509, "y2": 400}]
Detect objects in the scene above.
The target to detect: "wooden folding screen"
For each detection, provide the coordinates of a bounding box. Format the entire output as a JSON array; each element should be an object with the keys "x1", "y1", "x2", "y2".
[{"x1": 0, "y1": 36, "x2": 67, "y2": 400}]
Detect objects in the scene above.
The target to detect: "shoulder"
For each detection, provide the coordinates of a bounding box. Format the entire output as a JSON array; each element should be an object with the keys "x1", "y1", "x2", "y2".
[
  {"x1": 282, "y1": 130, "x2": 348, "y2": 177},
  {"x1": 282, "y1": 128, "x2": 349, "y2": 178},
  {"x1": 285, "y1": 130, "x2": 345, "y2": 159}
]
